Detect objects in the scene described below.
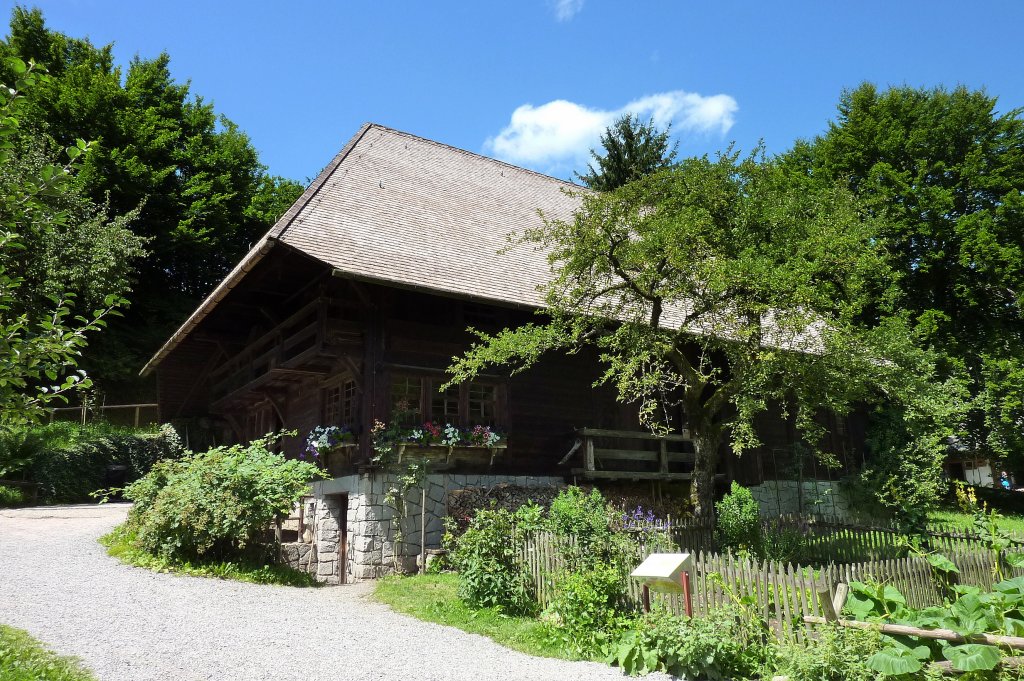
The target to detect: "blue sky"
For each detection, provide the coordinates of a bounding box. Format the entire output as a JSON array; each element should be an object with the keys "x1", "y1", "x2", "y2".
[{"x1": 8, "y1": 1, "x2": 1024, "y2": 183}]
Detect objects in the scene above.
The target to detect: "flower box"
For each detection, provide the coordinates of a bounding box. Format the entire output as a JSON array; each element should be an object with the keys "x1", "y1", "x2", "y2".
[{"x1": 395, "y1": 442, "x2": 508, "y2": 467}]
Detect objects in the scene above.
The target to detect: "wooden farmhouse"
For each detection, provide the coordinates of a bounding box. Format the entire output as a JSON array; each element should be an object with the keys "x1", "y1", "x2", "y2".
[{"x1": 143, "y1": 124, "x2": 863, "y2": 582}]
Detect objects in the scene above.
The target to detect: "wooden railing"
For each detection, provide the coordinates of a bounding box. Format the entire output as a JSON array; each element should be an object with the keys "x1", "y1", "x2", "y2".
[
  {"x1": 567, "y1": 428, "x2": 696, "y2": 481},
  {"x1": 209, "y1": 298, "x2": 362, "y2": 404}
]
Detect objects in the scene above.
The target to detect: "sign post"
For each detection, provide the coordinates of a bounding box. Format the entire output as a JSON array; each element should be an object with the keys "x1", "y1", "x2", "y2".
[{"x1": 630, "y1": 553, "x2": 693, "y2": 616}]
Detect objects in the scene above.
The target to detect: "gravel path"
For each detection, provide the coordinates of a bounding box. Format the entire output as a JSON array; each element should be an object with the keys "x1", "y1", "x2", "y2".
[{"x1": 0, "y1": 504, "x2": 665, "y2": 681}]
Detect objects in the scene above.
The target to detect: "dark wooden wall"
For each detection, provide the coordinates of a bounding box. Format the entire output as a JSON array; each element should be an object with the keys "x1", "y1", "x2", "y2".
[{"x1": 155, "y1": 258, "x2": 866, "y2": 482}]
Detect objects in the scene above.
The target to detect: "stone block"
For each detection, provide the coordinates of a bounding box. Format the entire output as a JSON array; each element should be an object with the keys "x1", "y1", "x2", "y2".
[
  {"x1": 319, "y1": 540, "x2": 338, "y2": 555},
  {"x1": 317, "y1": 560, "x2": 336, "y2": 576}
]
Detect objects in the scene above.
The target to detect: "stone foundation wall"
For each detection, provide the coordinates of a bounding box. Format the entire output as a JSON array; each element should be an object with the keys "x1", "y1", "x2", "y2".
[
  {"x1": 293, "y1": 473, "x2": 563, "y2": 583},
  {"x1": 747, "y1": 479, "x2": 854, "y2": 519}
]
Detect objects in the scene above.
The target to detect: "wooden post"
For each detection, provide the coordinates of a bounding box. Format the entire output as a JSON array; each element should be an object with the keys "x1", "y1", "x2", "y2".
[
  {"x1": 80, "y1": 404, "x2": 87, "y2": 425},
  {"x1": 819, "y1": 588, "x2": 838, "y2": 622},
  {"x1": 642, "y1": 584, "x2": 651, "y2": 613},
  {"x1": 682, "y1": 570, "x2": 693, "y2": 617},
  {"x1": 585, "y1": 436, "x2": 595, "y2": 473},
  {"x1": 832, "y1": 582, "x2": 849, "y2": 615},
  {"x1": 134, "y1": 406, "x2": 141, "y2": 428},
  {"x1": 659, "y1": 438, "x2": 669, "y2": 474},
  {"x1": 420, "y1": 485, "x2": 427, "y2": 575}
]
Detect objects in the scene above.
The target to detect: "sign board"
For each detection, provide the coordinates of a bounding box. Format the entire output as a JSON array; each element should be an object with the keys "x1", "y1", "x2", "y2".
[{"x1": 630, "y1": 553, "x2": 693, "y2": 594}]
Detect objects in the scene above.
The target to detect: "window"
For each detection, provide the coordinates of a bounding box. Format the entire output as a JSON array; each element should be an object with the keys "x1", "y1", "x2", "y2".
[
  {"x1": 391, "y1": 375, "x2": 423, "y2": 424},
  {"x1": 431, "y1": 383, "x2": 460, "y2": 422},
  {"x1": 467, "y1": 383, "x2": 496, "y2": 424},
  {"x1": 324, "y1": 379, "x2": 358, "y2": 425},
  {"x1": 390, "y1": 374, "x2": 503, "y2": 427}
]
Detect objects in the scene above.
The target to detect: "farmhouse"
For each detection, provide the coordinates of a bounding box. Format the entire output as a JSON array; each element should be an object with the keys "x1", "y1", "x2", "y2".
[{"x1": 143, "y1": 123, "x2": 863, "y2": 582}]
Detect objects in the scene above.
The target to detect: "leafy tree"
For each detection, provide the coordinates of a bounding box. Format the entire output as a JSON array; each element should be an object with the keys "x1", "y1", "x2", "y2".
[
  {"x1": 448, "y1": 151, "x2": 952, "y2": 516},
  {"x1": 0, "y1": 7, "x2": 304, "y2": 396},
  {"x1": 785, "y1": 84, "x2": 1024, "y2": 465},
  {"x1": 0, "y1": 57, "x2": 123, "y2": 432},
  {"x1": 577, "y1": 114, "x2": 677, "y2": 191}
]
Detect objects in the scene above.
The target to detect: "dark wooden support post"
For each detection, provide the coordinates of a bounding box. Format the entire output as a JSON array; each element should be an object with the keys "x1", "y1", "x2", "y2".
[
  {"x1": 585, "y1": 436, "x2": 595, "y2": 473},
  {"x1": 659, "y1": 438, "x2": 669, "y2": 474}
]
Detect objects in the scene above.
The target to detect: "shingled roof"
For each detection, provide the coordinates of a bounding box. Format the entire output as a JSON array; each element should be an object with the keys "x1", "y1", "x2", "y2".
[{"x1": 142, "y1": 123, "x2": 582, "y2": 374}]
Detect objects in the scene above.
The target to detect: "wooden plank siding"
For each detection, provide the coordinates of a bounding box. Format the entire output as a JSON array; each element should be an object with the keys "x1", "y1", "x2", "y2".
[{"x1": 155, "y1": 252, "x2": 864, "y2": 481}]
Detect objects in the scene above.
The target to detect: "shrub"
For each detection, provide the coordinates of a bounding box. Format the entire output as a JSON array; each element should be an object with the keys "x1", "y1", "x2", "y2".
[
  {"x1": 716, "y1": 482, "x2": 761, "y2": 554},
  {"x1": 0, "y1": 484, "x2": 24, "y2": 506},
  {"x1": 451, "y1": 506, "x2": 538, "y2": 615},
  {"x1": 544, "y1": 562, "x2": 630, "y2": 656},
  {"x1": 606, "y1": 607, "x2": 773, "y2": 678},
  {"x1": 124, "y1": 434, "x2": 323, "y2": 562},
  {"x1": 0, "y1": 421, "x2": 183, "y2": 503},
  {"x1": 772, "y1": 624, "x2": 882, "y2": 681}
]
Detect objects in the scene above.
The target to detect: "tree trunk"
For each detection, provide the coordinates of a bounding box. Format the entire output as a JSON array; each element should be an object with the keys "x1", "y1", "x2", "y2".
[{"x1": 690, "y1": 428, "x2": 722, "y2": 520}]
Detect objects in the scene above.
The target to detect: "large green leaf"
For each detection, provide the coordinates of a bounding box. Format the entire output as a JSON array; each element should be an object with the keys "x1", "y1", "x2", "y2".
[
  {"x1": 926, "y1": 552, "x2": 960, "y2": 574},
  {"x1": 942, "y1": 644, "x2": 1001, "y2": 672},
  {"x1": 866, "y1": 645, "x2": 928, "y2": 676}
]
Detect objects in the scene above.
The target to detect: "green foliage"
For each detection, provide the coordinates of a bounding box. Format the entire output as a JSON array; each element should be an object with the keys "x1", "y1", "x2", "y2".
[
  {"x1": 842, "y1": 578, "x2": 1024, "y2": 676},
  {"x1": 99, "y1": 524, "x2": 318, "y2": 587},
  {"x1": 716, "y1": 482, "x2": 761, "y2": 554},
  {"x1": 0, "y1": 8, "x2": 305, "y2": 393},
  {"x1": 605, "y1": 608, "x2": 772, "y2": 679},
  {"x1": 0, "y1": 421, "x2": 182, "y2": 503},
  {"x1": 787, "y1": 83, "x2": 1024, "y2": 467},
  {"x1": 448, "y1": 148, "x2": 942, "y2": 517},
  {"x1": 544, "y1": 561, "x2": 630, "y2": 657},
  {"x1": 0, "y1": 56, "x2": 124, "y2": 430},
  {"x1": 451, "y1": 505, "x2": 538, "y2": 616},
  {"x1": 0, "y1": 483, "x2": 24, "y2": 506},
  {"x1": 577, "y1": 114, "x2": 677, "y2": 191},
  {"x1": 123, "y1": 433, "x2": 324, "y2": 562},
  {"x1": 548, "y1": 486, "x2": 614, "y2": 554},
  {"x1": 773, "y1": 623, "x2": 883, "y2": 681},
  {"x1": 0, "y1": 624, "x2": 96, "y2": 681}
]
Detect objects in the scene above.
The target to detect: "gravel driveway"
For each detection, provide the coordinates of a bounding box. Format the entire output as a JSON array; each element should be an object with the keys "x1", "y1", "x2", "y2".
[{"x1": 0, "y1": 504, "x2": 665, "y2": 681}]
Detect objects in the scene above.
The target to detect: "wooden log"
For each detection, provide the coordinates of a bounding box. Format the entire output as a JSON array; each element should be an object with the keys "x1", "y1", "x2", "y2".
[{"x1": 803, "y1": 616, "x2": 1024, "y2": 649}]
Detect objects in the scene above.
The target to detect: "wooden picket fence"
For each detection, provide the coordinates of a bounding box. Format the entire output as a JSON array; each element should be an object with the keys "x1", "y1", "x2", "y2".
[
  {"x1": 617, "y1": 513, "x2": 1024, "y2": 565},
  {"x1": 519, "y1": 530, "x2": 1024, "y2": 640}
]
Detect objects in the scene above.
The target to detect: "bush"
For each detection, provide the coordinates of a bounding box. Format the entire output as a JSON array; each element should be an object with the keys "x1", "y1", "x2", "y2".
[
  {"x1": 451, "y1": 505, "x2": 538, "y2": 616},
  {"x1": 544, "y1": 562, "x2": 630, "y2": 656},
  {"x1": 606, "y1": 607, "x2": 773, "y2": 678},
  {"x1": 124, "y1": 434, "x2": 323, "y2": 562},
  {"x1": 772, "y1": 624, "x2": 882, "y2": 681},
  {"x1": 0, "y1": 484, "x2": 24, "y2": 506},
  {"x1": 0, "y1": 421, "x2": 183, "y2": 503},
  {"x1": 716, "y1": 482, "x2": 761, "y2": 553}
]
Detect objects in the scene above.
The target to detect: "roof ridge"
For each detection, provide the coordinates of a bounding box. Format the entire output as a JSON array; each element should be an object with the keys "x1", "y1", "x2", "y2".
[{"x1": 363, "y1": 122, "x2": 584, "y2": 191}]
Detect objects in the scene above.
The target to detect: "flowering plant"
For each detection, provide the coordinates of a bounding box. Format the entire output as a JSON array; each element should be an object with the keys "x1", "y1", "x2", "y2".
[
  {"x1": 467, "y1": 424, "x2": 501, "y2": 447},
  {"x1": 303, "y1": 425, "x2": 354, "y2": 459},
  {"x1": 373, "y1": 418, "x2": 505, "y2": 452}
]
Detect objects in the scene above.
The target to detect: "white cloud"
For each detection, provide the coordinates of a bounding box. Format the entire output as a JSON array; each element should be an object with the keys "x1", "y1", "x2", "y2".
[
  {"x1": 551, "y1": 0, "x2": 584, "y2": 21},
  {"x1": 485, "y1": 90, "x2": 738, "y2": 170}
]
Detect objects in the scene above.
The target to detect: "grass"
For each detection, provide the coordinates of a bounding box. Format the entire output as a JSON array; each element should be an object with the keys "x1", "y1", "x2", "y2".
[
  {"x1": 374, "y1": 573, "x2": 577, "y2": 660},
  {"x1": 99, "y1": 523, "x2": 320, "y2": 587},
  {"x1": 0, "y1": 624, "x2": 96, "y2": 681},
  {"x1": 929, "y1": 509, "x2": 1024, "y2": 536}
]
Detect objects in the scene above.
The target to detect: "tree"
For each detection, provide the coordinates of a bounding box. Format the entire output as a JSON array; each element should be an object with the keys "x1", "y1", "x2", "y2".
[
  {"x1": 785, "y1": 84, "x2": 1024, "y2": 466},
  {"x1": 448, "y1": 151, "x2": 951, "y2": 517},
  {"x1": 0, "y1": 7, "x2": 304, "y2": 396},
  {"x1": 577, "y1": 114, "x2": 677, "y2": 191},
  {"x1": 0, "y1": 57, "x2": 123, "y2": 431}
]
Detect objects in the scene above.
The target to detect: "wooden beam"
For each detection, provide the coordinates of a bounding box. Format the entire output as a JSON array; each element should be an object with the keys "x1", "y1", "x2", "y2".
[
  {"x1": 572, "y1": 469, "x2": 696, "y2": 481},
  {"x1": 593, "y1": 448, "x2": 693, "y2": 462},
  {"x1": 577, "y1": 428, "x2": 691, "y2": 442}
]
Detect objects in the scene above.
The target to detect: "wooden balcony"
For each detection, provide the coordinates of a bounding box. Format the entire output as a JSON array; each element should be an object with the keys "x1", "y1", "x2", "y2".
[
  {"x1": 567, "y1": 428, "x2": 698, "y2": 481},
  {"x1": 209, "y1": 298, "x2": 363, "y2": 408}
]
